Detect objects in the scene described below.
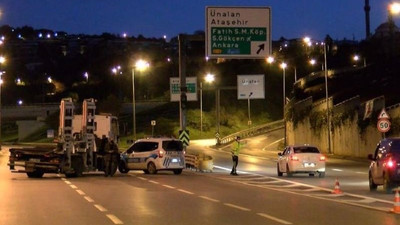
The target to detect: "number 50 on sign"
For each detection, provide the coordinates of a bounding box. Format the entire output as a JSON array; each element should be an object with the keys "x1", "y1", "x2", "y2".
[{"x1": 377, "y1": 119, "x2": 391, "y2": 133}]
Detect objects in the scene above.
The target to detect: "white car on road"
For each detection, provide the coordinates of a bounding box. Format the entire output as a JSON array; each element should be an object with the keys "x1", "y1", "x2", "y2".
[{"x1": 277, "y1": 145, "x2": 326, "y2": 178}]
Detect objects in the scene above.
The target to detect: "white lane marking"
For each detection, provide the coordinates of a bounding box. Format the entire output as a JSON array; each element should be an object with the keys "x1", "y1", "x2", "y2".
[
  {"x1": 224, "y1": 203, "x2": 251, "y2": 211},
  {"x1": 61, "y1": 178, "x2": 67, "y2": 181},
  {"x1": 94, "y1": 204, "x2": 108, "y2": 212},
  {"x1": 213, "y1": 165, "x2": 248, "y2": 174},
  {"x1": 84, "y1": 196, "x2": 94, "y2": 203},
  {"x1": 64, "y1": 181, "x2": 71, "y2": 185},
  {"x1": 177, "y1": 189, "x2": 194, "y2": 195},
  {"x1": 76, "y1": 190, "x2": 85, "y2": 195},
  {"x1": 106, "y1": 214, "x2": 124, "y2": 224},
  {"x1": 257, "y1": 213, "x2": 292, "y2": 225},
  {"x1": 149, "y1": 180, "x2": 159, "y2": 184},
  {"x1": 332, "y1": 169, "x2": 343, "y2": 172},
  {"x1": 199, "y1": 196, "x2": 220, "y2": 203},
  {"x1": 262, "y1": 138, "x2": 284, "y2": 151},
  {"x1": 356, "y1": 171, "x2": 368, "y2": 174},
  {"x1": 70, "y1": 185, "x2": 78, "y2": 189},
  {"x1": 162, "y1": 185, "x2": 176, "y2": 189},
  {"x1": 137, "y1": 177, "x2": 147, "y2": 181}
]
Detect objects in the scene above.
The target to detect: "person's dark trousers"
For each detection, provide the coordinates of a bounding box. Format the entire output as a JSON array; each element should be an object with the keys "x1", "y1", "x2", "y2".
[{"x1": 231, "y1": 155, "x2": 238, "y2": 175}]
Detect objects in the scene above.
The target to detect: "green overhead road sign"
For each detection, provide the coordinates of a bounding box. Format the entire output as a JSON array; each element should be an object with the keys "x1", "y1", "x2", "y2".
[{"x1": 206, "y1": 7, "x2": 271, "y2": 59}]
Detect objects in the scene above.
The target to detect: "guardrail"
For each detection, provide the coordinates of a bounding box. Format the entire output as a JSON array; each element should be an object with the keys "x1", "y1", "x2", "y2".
[
  {"x1": 217, "y1": 119, "x2": 284, "y2": 146},
  {"x1": 185, "y1": 154, "x2": 213, "y2": 172}
]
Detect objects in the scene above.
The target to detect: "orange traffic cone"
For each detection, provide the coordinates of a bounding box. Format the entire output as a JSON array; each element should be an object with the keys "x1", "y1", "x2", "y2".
[
  {"x1": 331, "y1": 178, "x2": 343, "y2": 194},
  {"x1": 390, "y1": 189, "x2": 400, "y2": 214}
]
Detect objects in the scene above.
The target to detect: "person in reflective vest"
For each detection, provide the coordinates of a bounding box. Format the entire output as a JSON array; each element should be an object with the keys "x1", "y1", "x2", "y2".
[{"x1": 230, "y1": 136, "x2": 243, "y2": 175}]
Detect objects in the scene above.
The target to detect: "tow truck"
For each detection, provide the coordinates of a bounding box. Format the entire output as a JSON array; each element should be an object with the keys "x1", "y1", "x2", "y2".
[{"x1": 8, "y1": 98, "x2": 120, "y2": 178}]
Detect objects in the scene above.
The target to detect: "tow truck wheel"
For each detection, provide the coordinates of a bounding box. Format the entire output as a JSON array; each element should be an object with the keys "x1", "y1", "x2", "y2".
[
  {"x1": 27, "y1": 171, "x2": 44, "y2": 178},
  {"x1": 118, "y1": 161, "x2": 129, "y2": 174}
]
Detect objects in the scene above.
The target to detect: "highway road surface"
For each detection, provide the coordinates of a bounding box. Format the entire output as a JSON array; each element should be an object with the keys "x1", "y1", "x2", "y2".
[{"x1": 1, "y1": 132, "x2": 399, "y2": 225}]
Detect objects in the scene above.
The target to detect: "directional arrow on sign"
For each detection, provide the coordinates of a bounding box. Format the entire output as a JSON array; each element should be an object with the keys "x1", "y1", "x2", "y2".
[
  {"x1": 179, "y1": 130, "x2": 190, "y2": 146},
  {"x1": 256, "y1": 44, "x2": 265, "y2": 54}
]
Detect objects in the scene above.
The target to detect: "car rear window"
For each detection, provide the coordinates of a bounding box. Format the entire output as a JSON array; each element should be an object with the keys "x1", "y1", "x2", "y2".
[
  {"x1": 293, "y1": 147, "x2": 320, "y2": 153},
  {"x1": 390, "y1": 140, "x2": 400, "y2": 152},
  {"x1": 162, "y1": 140, "x2": 183, "y2": 151}
]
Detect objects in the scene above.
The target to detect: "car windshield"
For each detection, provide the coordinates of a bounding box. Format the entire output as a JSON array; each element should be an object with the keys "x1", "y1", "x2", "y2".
[
  {"x1": 293, "y1": 146, "x2": 320, "y2": 153},
  {"x1": 162, "y1": 140, "x2": 183, "y2": 151},
  {"x1": 390, "y1": 140, "x2": 400, "y2": 152}
]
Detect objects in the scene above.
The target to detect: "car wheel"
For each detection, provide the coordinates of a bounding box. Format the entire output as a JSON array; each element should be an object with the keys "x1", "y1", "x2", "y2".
[
  {"x1": 147, "y1": 162, "x2": 157, "y2": 174},
  {"x1": 118, "y1": 161, "x2": 129, "y2": 174},
  {"x1": 318, "y1": 172, "x2": 325, "y2": 178},
  {"x1": 383, "y1": 173, "x2": 393, "y2": 194},
  {"x1": 309, "y1": 173, "x2": 315, "y2": 177},
  {"x1": 286, "y1": 164, "x2": 293, "y2": 177},
  {"x1": 173, "y1": 169, "x2": 183, "y2": 175},
  {"x1": 27, "y1": 171, "x2": 44, "y2": 178},
  {"x1": 277, "y1": 163, "x2": 283, "y2": 177},
  {"x1": 368, "y1": 172, "x2": 377, "y2": 191}
]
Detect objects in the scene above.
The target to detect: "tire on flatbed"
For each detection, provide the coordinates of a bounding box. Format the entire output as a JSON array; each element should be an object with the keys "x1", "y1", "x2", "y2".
[{"x1": 27, "y1": 171, "x2": 44, "y2": 178}]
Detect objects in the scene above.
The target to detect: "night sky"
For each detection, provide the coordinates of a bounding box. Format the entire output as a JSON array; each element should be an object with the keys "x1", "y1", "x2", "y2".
[{"x1": 0, "y1": 0, "x2": 394, "y2": 41}]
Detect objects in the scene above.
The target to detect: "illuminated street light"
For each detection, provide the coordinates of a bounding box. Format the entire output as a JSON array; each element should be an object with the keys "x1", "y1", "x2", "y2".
[
  {"x1": 200, "y1": 73, "x2": 215, "y2": 135},
  {"x1": 280, "y1": 62, "x2": 287, "y2": 146},
  {"x1": 84, "y1": 72, "x2": 89, "y2": 82},
  {"x1": 353, "y1": 54, "x2": 366, "y2": 67},
  {"x1": 0, "y1": 56, "x2": 5, "y2": 64},
  {"x1": 132, "y1": 59, "x2": 150, "y2": 140},
  {"x1": 266, "y1": 56, "x2": 275, "y2": 64},
  {"x1": 389, "y1": 2, "x2": 400, "y2": 15}
]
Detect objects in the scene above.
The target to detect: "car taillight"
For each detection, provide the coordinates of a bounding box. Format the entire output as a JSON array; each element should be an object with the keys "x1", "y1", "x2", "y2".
[
  {"x1": 386, "y1": 158, "x2": 396, "y2": 168},
  {"x1": 158, "y1": 150, "x2": 165, "y2": 158},
  {"x1": 290, "y1": 155, "x2": 299, "y2": 161},
  {"x1": 319, "y1": 155, "x2": 326, "y2": 161}
]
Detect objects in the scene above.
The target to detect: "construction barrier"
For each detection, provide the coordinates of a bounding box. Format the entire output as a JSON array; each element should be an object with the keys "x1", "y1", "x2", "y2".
[{"x1": 185, "y1": 153, "x2": 213, "y2": 172}]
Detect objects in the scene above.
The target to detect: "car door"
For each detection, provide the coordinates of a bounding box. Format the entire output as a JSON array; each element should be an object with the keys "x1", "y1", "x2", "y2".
[
  {"x1": 278, "y1": 147, "x2": 289, "y2": 172},
  {"x1": 371, "y1": 143, "x2": 385, "y2": 184},
  {"x1": 126, "y1": 142, "x2": 147, "y2": 169}
]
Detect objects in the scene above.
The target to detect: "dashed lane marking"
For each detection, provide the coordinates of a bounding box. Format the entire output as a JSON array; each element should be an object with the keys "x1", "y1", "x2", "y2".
[
  {"x1": 177, "y1": 189, "x2": 195, "y2": 195},
  {"x1": 64, "y1": 181, "x2": 71, "y2": 185},
  {"x1": 94, "y1": 204, "x2": 108, "y2": 212},
  {"x1": 76, "y1": 190, "x2": 85, "y2": 195},
  {"x1": 257, "y1": 213, "x2": 292, "y2": 225},
  {"x1": 149, "y1": 180, "x2": 159, "y2": 184},
  {"x1": 199, "y1": 196, "x2": 220, "y2": 203},
  {"x1": 332, "y1": 169, "x2": 343, "y2": 172},
  {"x1": 224, "y1": 203, "x2": 251, "y2": 211},
  {"x1": 84, "y1": 196, "x2": 95, "y2": 203},
  {"x1": 70, "y1": 185, "x2": 78, "y2": 189},
  {"x1": 162, "y1": 184, "x2": 176, "y2": 189},
  {"x1": 106, "y1": 214, "x2": 124, "y2": 225}
]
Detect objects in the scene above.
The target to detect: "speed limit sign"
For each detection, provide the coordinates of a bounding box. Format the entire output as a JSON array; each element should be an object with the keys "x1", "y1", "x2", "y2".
[{"x1": 377, "y1": 119, "x2": 391, "y2": 133}]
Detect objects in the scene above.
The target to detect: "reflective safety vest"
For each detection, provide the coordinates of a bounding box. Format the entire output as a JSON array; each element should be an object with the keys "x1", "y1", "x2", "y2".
[{"x1": 231, "y1": 141, "x2": 243, "y2": 156}]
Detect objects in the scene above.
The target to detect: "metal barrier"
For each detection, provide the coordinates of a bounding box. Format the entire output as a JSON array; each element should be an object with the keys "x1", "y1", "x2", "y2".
[
  {"x1": 218, "y1": 119, "x2": 284, "y2": 146},
  {"x1": 184, "y1": 154, "x2": 213, "y2": 172}
]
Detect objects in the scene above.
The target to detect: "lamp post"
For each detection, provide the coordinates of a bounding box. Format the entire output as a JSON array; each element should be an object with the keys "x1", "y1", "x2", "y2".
[
  {"x1": 323, "y1": 42, "x2": 332, "y2": 154},
  {"x1": 201, "y1": 73, "x2": 215, "y2": 135},
  {"x1": 247, "y1": 92, "x2": 253, "y2": 126},
  {"x1": 132, "y1": 59, "x2": 149, "y2": 141},
  {"x1": 0, "y1": 56, "x2": 6, "y2": 147},
  {"x1": 280, "y1": 62, "x2": 287, "y2": 146}
]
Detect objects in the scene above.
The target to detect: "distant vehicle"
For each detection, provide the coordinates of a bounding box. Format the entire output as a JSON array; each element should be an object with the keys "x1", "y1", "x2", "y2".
[
  {"x1": 368, "y1": 138, "x2": 400, "y2": 193},
  {"x1": 277, "y1": 145, "x2": 326, "y2": 178},
  {"x1": 118, "y1": 137, "x2": 185, "y2": 175}
]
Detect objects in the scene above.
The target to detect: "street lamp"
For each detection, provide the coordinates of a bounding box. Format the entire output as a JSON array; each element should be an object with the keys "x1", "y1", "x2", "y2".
[
  {"x1": 0, "y1": 71, "x2": 4, "y2": 147},
  {"x1": 353, "y1": 54, "x2": 366, "y2": 67},
  {"x1": 200, "y1": 73, "x2": 215, "y2": 135},
  {"x1": 247, "y1": 92, "x2": 253, "y2": 126},
  {"x1": 84, "y1": 72, "x2": 89, "y2": 83},
  {"x1": 132, "y1": 59, "x2": 150, "y2": 140},
  {"x1": 280, "y1": 62, "x2": 287, "y2": 146}
]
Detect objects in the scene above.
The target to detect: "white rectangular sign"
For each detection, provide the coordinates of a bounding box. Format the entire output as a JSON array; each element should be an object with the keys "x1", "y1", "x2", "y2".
[
  {"x1": 237, "y1": 75, "x2": 265, "y2": 99},
  {"x1": 170, "y1": 77, "x2": 198, "y2": 102},
  {"x1": 206, "y1": 6, "x2": 271, "y2": 59}
]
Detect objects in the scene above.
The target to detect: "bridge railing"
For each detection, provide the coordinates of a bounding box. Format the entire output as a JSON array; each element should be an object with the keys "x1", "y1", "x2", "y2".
[{"x1": 217, "y1": 119, "x2": 284, "y2": 146}]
